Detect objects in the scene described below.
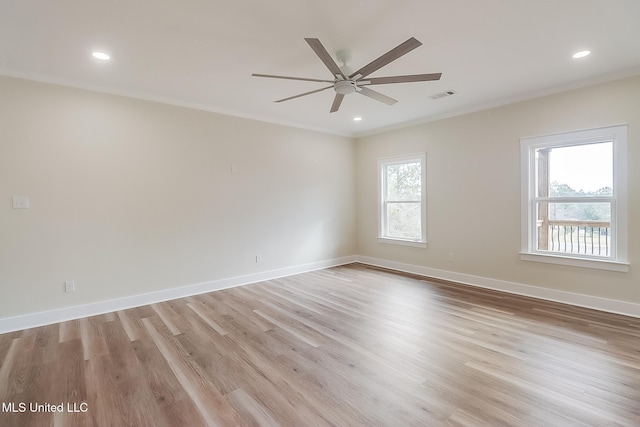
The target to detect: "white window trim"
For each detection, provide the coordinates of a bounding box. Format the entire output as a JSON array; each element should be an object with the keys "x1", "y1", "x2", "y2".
[
  {"x1": 520, "y1": 125, "x2": 628, "y2": 272},
  {"x1": 377, "y1": 153, "x2": 427, "y2": 248}
]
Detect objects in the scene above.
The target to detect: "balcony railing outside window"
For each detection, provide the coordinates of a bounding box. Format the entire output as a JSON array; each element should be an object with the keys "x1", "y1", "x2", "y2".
[{"x1": 537, "y1": 220, "x2": 610, "y2": 256}]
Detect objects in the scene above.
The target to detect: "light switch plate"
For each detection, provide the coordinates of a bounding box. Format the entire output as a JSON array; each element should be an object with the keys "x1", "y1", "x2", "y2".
[{"x1": 12, "y1": 196, "x2": 29, "y2": 209}]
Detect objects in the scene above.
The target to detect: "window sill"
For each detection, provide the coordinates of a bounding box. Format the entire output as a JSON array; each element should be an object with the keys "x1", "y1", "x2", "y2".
[
  {"x1": 378, "y1": 237, "x2": 427, "y2": 248},
  {"x1": 520, "y1": 252, "x2": 629, "y2": 272}
]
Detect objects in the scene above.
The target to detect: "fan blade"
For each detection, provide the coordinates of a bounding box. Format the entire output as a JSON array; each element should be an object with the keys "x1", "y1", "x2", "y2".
[
  {"x1": 350, "y1": 37, "x2": 422, "y2": 79},
  {"x1": 358, "y1": 86, "x2": 397, "y2": 105},
  {"x1": 330, "y1": 93, "x2": 344, "y2": 113},
  {"x1": 275, "y1": 85, "x2": 334, "y2": 103},
  {"x1": 359, "y1": 73, "x2": 442, "y2": 86},
  {"x1": 252, "y1": 73, "x2": 334, "y2": 83},
  {"x1": 305, "y1": 38, "x2": 345, "y2": 79}
]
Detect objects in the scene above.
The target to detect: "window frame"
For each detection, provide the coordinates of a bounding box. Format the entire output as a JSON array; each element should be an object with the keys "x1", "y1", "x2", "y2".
[
  {"x1": 377, "y1": 153, "x2": 427, "y2": 248},
  {"x1": 520, "y1": 125, "x2": 628, "y2": 272}
]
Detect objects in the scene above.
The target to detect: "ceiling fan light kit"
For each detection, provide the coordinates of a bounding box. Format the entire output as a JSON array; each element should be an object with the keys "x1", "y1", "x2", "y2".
[
  {"x1": 253, "y1": 37, "x2": 442, "y2": 113},
  {"x1": 334, "y1": 80, "x2": 358, "y2": 95}
]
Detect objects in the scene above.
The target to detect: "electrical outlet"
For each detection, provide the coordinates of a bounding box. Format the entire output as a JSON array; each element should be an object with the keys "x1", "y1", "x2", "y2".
[
  {"x1": 256, "y1": 254, "x2": 262, "y2": 263},
  {"x1": 448, "y1": 253, "x2": 455, "y2": 262},
  {"x1": 65, "y1": 280, "x2": 75, "y2": 293}
]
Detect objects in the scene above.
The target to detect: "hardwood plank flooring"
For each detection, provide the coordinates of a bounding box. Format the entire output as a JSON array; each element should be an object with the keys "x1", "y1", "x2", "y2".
[{"x1": 1, "y1": 263, "x2": 639, "y2": 426}]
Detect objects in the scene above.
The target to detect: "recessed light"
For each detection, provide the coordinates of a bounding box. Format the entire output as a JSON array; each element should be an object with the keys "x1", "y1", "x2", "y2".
[
  {"x1": 92, "y1": 51, "x2": 110, "y2": 60},
  {"x1": 572, "y1": 50, "x2": 591, "y2": 59},
  {"x1": 353, "y1": 117, "x2": 362, "y2": 121}
]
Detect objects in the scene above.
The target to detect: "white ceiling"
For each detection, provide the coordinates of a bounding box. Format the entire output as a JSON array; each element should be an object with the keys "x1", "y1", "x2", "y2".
[{"x1": 1, "y1": 0, "x2": 639, "y2": 137}]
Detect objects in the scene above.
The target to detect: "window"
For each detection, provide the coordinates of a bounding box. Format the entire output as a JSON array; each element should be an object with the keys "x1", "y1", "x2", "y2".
[
  {"x1": 378, "y1": 153, "x2": 427, "y2": 247},
  {"x1": 520, "y1": 125, "x2": 628, "y2": 271}
]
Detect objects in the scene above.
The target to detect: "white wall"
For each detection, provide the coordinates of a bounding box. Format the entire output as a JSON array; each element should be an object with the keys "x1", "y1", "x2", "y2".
[
  {"x1": 0, "y1": 76, "x2": 355, "y2": 319},
  {"x1": 355, "y1": 75, "x2": 640, "y2": 305}
]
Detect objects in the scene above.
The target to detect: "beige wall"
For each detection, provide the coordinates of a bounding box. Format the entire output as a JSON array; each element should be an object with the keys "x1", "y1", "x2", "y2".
[
  {"x1": 2, "y1": 74, "x2": 638, "y2": 321},
  {"x1": 355, "y1": 75, "x2": 640, "y2": 304},
  {"x1": 0, "y1": 76, "x2": 355, "y2": 318}
]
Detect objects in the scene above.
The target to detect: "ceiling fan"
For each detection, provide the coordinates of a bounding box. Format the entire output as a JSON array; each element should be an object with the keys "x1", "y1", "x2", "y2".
[{"x1": 252, "y1": 37, "x2": 442, "y2": 113}]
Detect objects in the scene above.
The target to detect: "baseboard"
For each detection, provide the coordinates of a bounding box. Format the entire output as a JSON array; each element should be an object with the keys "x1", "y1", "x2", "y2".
[
  {"x1": 3, "y1": 253, "x2": 637, "y2": 334},
  {"x1": 355, "y1": 255, "x2": 640, "y2": 318},
  {"x1": 0, "y1": 256, "x2": 357, "y2": 334}
]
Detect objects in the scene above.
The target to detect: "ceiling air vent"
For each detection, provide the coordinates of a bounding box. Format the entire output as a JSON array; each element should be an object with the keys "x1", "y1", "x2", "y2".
[{"x1": 429, "y1": 90, "x2": 456, "y2": 100}]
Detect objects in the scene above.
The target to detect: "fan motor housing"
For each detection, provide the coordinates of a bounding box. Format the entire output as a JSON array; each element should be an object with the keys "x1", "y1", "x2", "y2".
[{"x1": 334, "y1": 80, "x2": 357, "y2": 95}]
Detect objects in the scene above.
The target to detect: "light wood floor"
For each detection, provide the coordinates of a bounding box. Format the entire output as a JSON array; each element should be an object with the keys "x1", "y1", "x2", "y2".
[{"x1": 1, "y1": 263, "x2": 639, "y2": 426}]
